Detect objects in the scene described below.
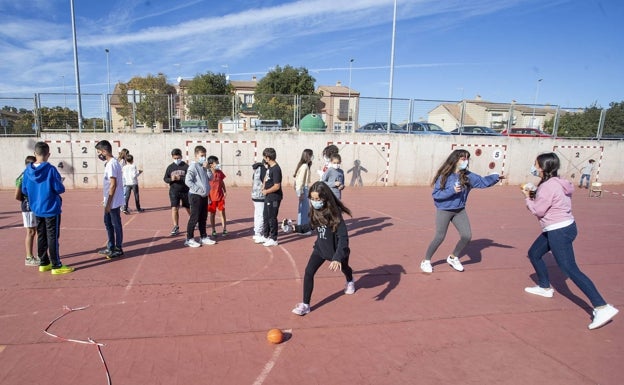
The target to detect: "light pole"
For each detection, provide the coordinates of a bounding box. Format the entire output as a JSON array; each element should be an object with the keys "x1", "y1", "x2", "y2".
[
  {"x1": 531, "y1": 78, "x2": 543, "y2": 128},
  {"x1": 105, "y1": 49, "x2": 111, "y2": 132},
  {"x1": 348, "y1": 58, "x2": 354, "y2": 132},
  {"x1": 61, "y1": 75, "x2": 66, "y2": 108},
  {"x1": 70, "y1": 0, "x2": 83, "y2": 132},
  {"x1": 387, "y1": 0, "x2": 397, "y2": 133}
]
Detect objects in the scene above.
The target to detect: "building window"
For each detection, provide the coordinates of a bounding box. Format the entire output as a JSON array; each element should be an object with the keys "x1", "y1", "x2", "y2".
[
  {"x1": 333, "y1": 122, "x2": 342, "y2": 132},
  {"x1": 338, "y1": 99, "x2": 348, "y2": 120}
]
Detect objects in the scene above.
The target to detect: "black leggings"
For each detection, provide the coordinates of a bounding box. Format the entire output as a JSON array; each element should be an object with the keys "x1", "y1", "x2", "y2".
[{"x1": 303, "y1": 251, "x2": 353, "y2": 304}]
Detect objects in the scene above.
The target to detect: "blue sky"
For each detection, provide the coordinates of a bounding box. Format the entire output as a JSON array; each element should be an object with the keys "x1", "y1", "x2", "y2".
[{"x1": 1, "y1": 0, "x2": 622, "y2": 109}]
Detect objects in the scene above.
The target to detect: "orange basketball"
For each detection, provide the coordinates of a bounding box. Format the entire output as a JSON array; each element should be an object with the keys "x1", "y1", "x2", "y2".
[{"x1": 266, "y1": 328, "x2": 283, "y2": 344}]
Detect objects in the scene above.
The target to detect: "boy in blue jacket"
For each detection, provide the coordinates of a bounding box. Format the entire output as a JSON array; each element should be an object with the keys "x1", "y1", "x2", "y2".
[{"x1": 21, "y1": 142, "x2": 73, "y2": 274}]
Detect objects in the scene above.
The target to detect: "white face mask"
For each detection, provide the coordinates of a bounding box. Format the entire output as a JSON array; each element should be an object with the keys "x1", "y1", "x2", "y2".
[
  {"x1": 174, "y1": 159, "x2": 182, "y2": 165},
  {"x1": 198, "y1": 156, "x2": 206, "y2": 164},
  {"x1": 311, "y1": 200, "x2": 324, "y2": 210},
  {"x1": 458, "y1": 160, "x2": 469, "y2": 170},
  {"x1": 530, "y1": 165, "x2": 540, "y2": 176},
  {"x1": 331, "y1": 163, "x2": 340, "y2": 169}
]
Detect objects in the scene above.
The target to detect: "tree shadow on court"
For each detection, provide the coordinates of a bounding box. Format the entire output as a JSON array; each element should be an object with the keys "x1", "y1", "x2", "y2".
[
  {"x1": 431, "y1": 238, "x2": 514, "y2": 268},
  {"x1": 527, "y1": 258, "x2": 594, "y2": 316},
  {"x1": 311, "y1": 264, "x2": 406, "y2": 312},
  {"x1": 345, "y1": 216, "x2": 393, "y2": 237}
]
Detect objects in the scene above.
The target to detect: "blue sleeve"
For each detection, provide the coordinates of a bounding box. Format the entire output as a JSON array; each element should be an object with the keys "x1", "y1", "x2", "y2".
[
  {"x1": 337, "y1": 169, "x2": 345, "y2": 184},
  {"x1": 431, "y1": 177, "x2": 456, "y2": 201},
  {"x1": 467, "y1": 172, "x2": 499, "y2": 189},
  {"x1": 52, "y1": 167, "x2": 65, "y2": 195}
]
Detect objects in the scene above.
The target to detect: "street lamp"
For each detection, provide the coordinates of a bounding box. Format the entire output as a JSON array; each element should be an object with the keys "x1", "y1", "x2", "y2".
[
  {"x1": 105, "y1": 48, "x2": 111, "y2": 132},
  {"x1": 387, "y1": 0, "x2": 397, "y2": 133},
  {"x1": 531, "y1": 78, "x2": 543, "y2": 128},
  {"x1": 348, "y1": 58, "x2": 354, "y2": 132},
  {"x1": 61, "y1": 75, "x2": 66, "y2": 108}
]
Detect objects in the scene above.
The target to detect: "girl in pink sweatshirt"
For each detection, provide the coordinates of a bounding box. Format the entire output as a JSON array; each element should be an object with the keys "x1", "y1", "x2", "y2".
[{"x1": 522, "y1": 152, "x2": 618, "y2": 330}]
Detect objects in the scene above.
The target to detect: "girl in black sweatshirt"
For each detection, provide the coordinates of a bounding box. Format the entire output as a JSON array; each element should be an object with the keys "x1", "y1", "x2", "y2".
[{"x1": 286, "y1": 181, "x2": 354, "y2": 316}]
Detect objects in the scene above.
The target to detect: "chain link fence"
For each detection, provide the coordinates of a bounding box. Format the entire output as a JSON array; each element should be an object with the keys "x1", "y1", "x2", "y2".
[{"x1": 1, "y1": 93, "x2": 620, "y2": 138}]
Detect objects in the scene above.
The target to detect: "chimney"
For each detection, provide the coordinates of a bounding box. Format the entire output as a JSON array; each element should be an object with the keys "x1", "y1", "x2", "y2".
[
  {"x1": 252, "y1": 76, "x2": 257, "y2": 81},
  {"x1": 336, "y1": 81, "x2": 342, "y2": 86}
]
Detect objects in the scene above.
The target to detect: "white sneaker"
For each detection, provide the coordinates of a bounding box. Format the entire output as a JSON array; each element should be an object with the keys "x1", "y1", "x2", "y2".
[
  {"x1": 263, "y1": 238, "x2": 278, "y2": 247},
  {"x1": 446, "y1": 255, "x2": 464, "y2": 272},
  {"x1": 184, "y1": 238, "x2": 201, "y2": 248},
  {"x1": 254, "y1": 236, "x2": 267, "y2": 244},
  {"x1": 420, "y1": 260, "x2": 433, "y2": 273},
  {"x1": 200, "y1": 237, "x2": 216, "y2": 245},
  {"x1": 589, "y1": 304, "x2": 619, "y2": 330},
  {"x1": 345, "y1": 281, "x2": 356, "y2": 294},
  {"x1": 281, "y1": 219, "x2": 293, "y2": 233},
  {"x1": 524, "y1": 285, "x2": 554, "y2": 298},
  {"x1": 291, "y1": 303, "x2": 310, "y2": 316}
]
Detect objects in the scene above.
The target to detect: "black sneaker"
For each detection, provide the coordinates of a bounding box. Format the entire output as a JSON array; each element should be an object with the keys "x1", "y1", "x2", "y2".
[
  {"x1": 171, "y1": 225, "x2": 179, "y2": 235},
  {"x1": 98, "y1": 248, "x2": 113, "y2": 256},
  {"x1": 107, "y1": 247, "x2": 124, "y2": 259}
]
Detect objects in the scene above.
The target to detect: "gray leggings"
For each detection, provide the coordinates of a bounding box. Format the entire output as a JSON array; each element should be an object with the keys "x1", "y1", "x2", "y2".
[{"x1": 425, "y1": 208, "x2": 472, "y2": 261}]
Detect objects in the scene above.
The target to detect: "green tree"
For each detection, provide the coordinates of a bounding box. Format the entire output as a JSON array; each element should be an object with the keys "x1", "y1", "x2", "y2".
[
  {"x1": 2, "y1": 106, "x2": 35, "y2": 135},
  {"x1": 604, "y1": 101, "x2": 624, "y2": 136},
  {"x1": 117, "y1": 73, "x2": 176, "y2": 129},
  {"x1": 39, "y1": 106, "x2": 79, "y2": 131},
  {"x1": 546, "y1": 101, "x2": 624, "y2": 138},
  {"x1": 185, "y1": 72, "x2": 232, "y2": 131},
  {"x1": 253, "y1": 65, "x2": 318, "y2": 126}
]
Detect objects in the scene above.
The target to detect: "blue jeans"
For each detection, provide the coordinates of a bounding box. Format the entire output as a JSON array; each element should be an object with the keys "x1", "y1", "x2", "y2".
[
  {"x1": 297, "y1": 187, "x2": 310, "y2": 226},
  {"x1": 527, "y1": 222, "x2": 606, "y2": 307},
  {"x1": 579, "y1": 174, "x2": 590, "y2": 188},
  {"x1": 104, "y1": 207, "x2": 123, "y2": 250}
]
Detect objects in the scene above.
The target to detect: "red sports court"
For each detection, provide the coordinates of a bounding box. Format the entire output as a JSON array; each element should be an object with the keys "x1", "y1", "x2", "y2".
[{"x1": 0, "y1": 185, "x2": 622, "y2": 385}]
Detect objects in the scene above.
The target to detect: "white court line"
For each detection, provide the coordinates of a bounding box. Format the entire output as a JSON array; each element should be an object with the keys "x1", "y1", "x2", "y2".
[
  {"x1": 252, "y1": 328, "x2": 292, "y2": 385},
  {"x1": 122, "y1": 229, "x2": 161, "y2": 299}
]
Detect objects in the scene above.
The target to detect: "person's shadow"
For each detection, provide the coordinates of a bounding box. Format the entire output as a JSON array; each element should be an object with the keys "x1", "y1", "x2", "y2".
[
  {"x1": 311, "y1": 264, "x2": 406, "y2": 312},
  {"x1": 528, "y1": 258, "x2": 594, "y2": 317},
  {"x1": 345, "y1": 216, "x2": 393, "y2": 237},
  {"x1": 431, "y1": 238, "x2": 513, "y2": 268}
]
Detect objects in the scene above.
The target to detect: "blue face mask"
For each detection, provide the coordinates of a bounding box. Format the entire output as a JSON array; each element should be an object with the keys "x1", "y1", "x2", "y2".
[
  {"x1": 458, "y1": 160, "x2": 469, "y2": 170},
  {"x1": 530, "y1": 165, "x2": 540, "y2": 177},
  {"x1": 311, "y1": 200, "x2": 324, "y2": 210},
  {"x1": 198, "y1": 156, "x2": 206, "y2": 164}
]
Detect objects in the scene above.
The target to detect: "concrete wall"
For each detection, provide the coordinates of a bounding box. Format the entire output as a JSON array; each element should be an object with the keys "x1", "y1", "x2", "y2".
[{"x1": 2, "y1": 133, "x2": 622, "y2": 190}]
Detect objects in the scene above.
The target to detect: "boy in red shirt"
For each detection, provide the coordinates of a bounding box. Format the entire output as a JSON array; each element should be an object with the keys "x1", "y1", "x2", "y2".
[{"x1": 207, "y1": 156, "x2": 227, "y2": 236}]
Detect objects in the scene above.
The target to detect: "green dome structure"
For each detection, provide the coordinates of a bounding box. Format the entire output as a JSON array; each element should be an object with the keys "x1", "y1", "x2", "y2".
[{"x1": 299, "y1": 114, "x2": 326, "y2": 132}]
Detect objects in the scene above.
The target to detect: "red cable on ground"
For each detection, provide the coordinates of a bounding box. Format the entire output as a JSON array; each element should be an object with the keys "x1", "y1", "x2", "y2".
[{"x1": 44, "y1": 305, "x2": 111, "y2": 385}]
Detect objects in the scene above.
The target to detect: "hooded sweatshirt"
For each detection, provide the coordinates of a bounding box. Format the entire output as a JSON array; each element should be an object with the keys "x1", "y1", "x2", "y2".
[
  {"x1": 432, "y1": 171, "x2": 499, "y2": 210},
  {"x1": 525, "y1": 177, "x2": 574, "y2": 231},
  {"x1": 21, "y1": 162, "x2": 65, "y2": 217},
  {"x1": 185, "y1": 161, "x2": 212, "y2": 197}
]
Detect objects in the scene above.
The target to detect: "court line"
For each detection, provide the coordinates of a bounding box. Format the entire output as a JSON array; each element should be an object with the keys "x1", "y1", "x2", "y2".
[{"x1": 252, "y1": 328, "x2": 292, "y2": 385}]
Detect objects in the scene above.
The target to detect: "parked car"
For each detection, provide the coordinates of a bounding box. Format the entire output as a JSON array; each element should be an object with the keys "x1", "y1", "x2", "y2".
[
  {"x1": 356, "y1": 122, "x2": 401, "y2": 133},
  {"x1": 500, "y1": 128, "x2": 551, "y2": 137},
  {"x1": 451, "y1": 125, "x2": 502, "y2": 136},
  {"x1": 401, "y1": 122, "x2": 451, "y2": 135}
]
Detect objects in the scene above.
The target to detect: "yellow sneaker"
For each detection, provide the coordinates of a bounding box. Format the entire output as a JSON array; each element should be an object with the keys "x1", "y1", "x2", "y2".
[
  {"x1": 39, "y1": 263, "x2": 52, "y2": 272},
  {"x1": 51, "y1": 265, "x2": 74, "y2": 275}
]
